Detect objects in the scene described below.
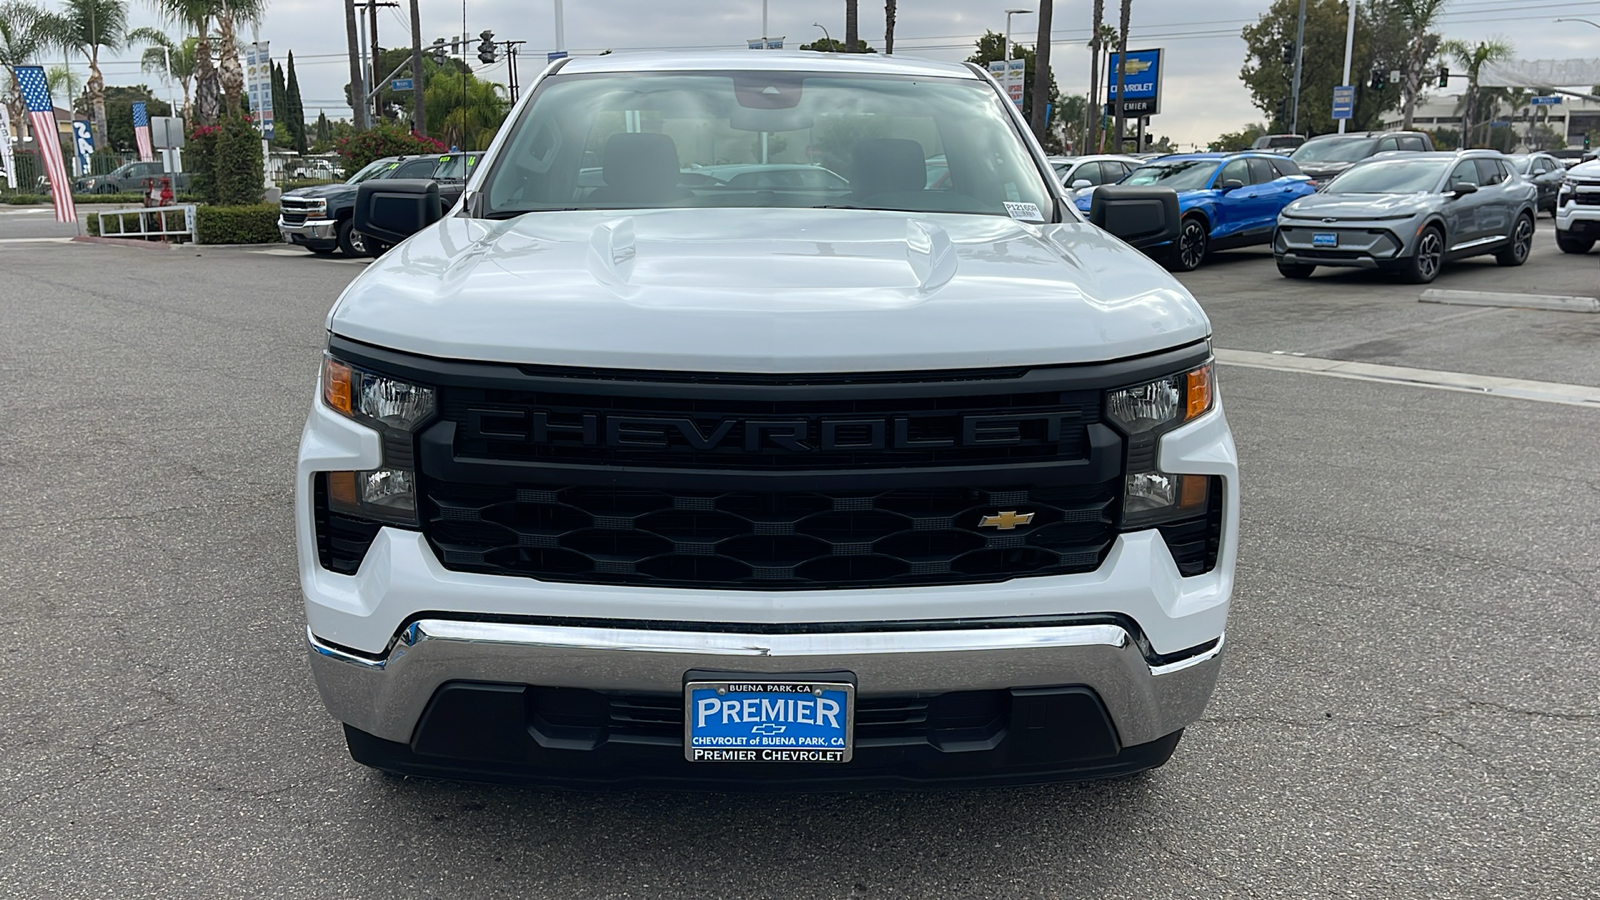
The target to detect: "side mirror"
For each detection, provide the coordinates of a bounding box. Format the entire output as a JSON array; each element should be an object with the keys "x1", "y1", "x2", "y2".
[
  {"x1": 1089, "y1": 185, "x2": 1181, "y2": 250},
  {"x1": 1450, "y1": 182, "x2": 1479, "y2": 197},
  {"x1": 354, "y1": 178, "x2": 442, "y2": 246},
  {"x1": 1071, "y1": 178, "x2": 1094, "y2": 190},
  {"x1": 1219, "y1": 178, "x2": 1245, "y2": 192}
]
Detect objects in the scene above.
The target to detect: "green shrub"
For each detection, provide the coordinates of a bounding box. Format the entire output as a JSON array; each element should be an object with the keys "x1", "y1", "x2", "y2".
[
  {"x1": 189, "y1": 116, "x2": 265, "y2": 206},
  {"x1": 336, "y1": 119, "x2": 446, "y2": 171},
  {"x1": 195, "y1": 204, "x2": 281, "y2": 244},
  {"x1": 1, "y1": 194, "x2": 47, "y2": 205}
]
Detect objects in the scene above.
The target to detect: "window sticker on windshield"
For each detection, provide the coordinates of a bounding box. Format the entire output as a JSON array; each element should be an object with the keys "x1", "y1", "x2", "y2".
[{"x1": 1004, "y1": 201, "x2": 1045, "y2": 223}]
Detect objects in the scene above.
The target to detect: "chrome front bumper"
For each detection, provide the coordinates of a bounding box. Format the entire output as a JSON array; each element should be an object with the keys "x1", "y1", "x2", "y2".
[
  {"x1": 307, "y1": 619, "x2": 1224, "y2": 748},
  {"x1": 278, "y1": 216, "x2": 338, "y2": 241}
]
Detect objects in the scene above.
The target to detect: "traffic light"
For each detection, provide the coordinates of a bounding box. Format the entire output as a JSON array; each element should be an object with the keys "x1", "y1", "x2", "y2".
[
  {"x1": 1370, "y1": 69, "x2": 1387, "y2": 90},
  {"x1": 1282, "y1": 43, "x2": 1296, "y2": 65},
  {"x1": 430, "y1": 37, "x2": 447, "y2": 66},
  {"x1": 1438, "y1": 67, "x2": 1449, "y2": 88},
  {"x1": 1587, "y1": 134, "x2": 1593, "y2": 151},
  {"x1": 478, "y1": 30, "x2": 497, "y2": 65}
]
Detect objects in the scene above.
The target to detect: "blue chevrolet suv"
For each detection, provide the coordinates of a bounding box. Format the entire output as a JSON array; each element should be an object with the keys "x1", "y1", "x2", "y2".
[{"x1": 1078, "y1": 152, "x2": 1316, "y2": 270}]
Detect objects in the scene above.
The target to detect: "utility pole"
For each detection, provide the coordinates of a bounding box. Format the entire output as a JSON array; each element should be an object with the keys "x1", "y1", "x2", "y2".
[
  {"x1": 410, "y1": 0, "x2": 426, "y2": 135},
  {"x1": 345, "y1": 0, "x2": 367, "y2": 129},
  {"x1": 1338, "y1": 0, "x2": 1355, "y2": 134},
  {"x1": 1029, "y1": 0, "x2": 1052, "y2": 141},
  {"x1": 1290, "y1": 0, "x2": 1307, "y2": 135},
  {"x1": 369, "y1": 0, "x2": 381, "y2": 123}
]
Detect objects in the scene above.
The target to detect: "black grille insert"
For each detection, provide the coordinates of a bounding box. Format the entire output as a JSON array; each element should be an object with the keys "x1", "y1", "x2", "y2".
[
  {"x1": 425, "y1": 482, "x2": 1118, "y2": 589},
  {"x1": 313, "y1": 475, "x2": 382, "y2": 574}
]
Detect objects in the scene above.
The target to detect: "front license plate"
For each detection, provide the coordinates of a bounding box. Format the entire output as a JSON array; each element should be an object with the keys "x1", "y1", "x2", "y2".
[
  {"x1": 1313, "y1": 232, "x2": 1339, "y2": 247},
  {"x1": 685, "y1": 679, "x2": 855, "y2": 763}
]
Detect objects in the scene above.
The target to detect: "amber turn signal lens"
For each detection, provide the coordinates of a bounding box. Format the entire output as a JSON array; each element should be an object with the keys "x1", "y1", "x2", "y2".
[
  {"x1": 1185, "y1": 364, "x2": 1214, "y2": 422},
  {"x1": 323, "y1": 356, "x2": 353, "y2": 416},
  {"x1": 1178, "y1": 474, "x2": 1209, "y2": 511},
  {"x1": 327, "y1": 471, "x2": 359, "y2": 512}
]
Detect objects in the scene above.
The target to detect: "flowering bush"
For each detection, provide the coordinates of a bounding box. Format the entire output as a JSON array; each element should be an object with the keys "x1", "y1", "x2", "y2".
[
  {"x1": 336, "y1": 120, "x2": 447, "y2": 171},
  {"x1": 187, "y1": 118, "x2": 262, "y2": 206}
]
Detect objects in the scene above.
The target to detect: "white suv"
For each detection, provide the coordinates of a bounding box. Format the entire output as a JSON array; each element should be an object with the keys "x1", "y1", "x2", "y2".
[
  {"x1": 297, "y1": 51, "x2": 1239, "y2": 789},
  {"x1": 1555, "y1": 158, "x2": 1600, "y2": 253}
]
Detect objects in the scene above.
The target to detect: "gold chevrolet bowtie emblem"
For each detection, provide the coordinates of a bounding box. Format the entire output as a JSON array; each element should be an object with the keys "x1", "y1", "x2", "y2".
[{"x1": 978, "y1": 511, "x2": 1035, "y2": 530}]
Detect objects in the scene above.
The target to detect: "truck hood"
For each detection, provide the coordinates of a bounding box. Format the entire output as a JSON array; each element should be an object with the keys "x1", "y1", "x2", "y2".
[
  {"x1": 283, "y1": 183, "x2": 356, "y2": 201},
  {"x1": 1297, "y1": 160, "x2": 1355, "y2": 178},
  {"x1": 327, "y1": 208, "x2": 1211, "y2": 373}
]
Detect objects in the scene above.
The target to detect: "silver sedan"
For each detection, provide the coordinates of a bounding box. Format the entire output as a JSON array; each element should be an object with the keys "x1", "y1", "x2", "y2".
[{"x1": 1274, "y1": 150, "x2": 1538, "y2": 284}]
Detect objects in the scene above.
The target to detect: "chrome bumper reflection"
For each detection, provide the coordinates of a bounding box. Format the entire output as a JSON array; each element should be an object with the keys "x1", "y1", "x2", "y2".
[
  {"x1": 278, "y1": 216, "x2": 337, "y2": 240},
  {"x1": 307, "y1": 619, "x2": 1225, "y2": 747}
]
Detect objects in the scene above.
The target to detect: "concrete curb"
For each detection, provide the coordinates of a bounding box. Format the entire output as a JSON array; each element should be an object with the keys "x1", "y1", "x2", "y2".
[
  {"x1": 70, "y1": 235, "x2": 180, "y2": 250},
  {"x1": 1420, "y1": 288, "x2": 1600, "y2": 313}
]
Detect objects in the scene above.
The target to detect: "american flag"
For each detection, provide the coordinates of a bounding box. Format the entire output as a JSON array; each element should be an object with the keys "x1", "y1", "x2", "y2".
[
  {"x1": 14, "y1": 66, "x2": 75, "y2": 223},
  {"x1": 132, "y1": 101, "x2": 154, "y2": 163}
]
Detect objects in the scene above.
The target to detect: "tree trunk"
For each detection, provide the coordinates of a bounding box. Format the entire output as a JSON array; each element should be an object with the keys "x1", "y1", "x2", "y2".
[
  {"x1": 845, "y1": 0, "x2": 859, "y2": 52},
  {"x1": 88, "y1": 50, "x2": 108, "y2": 152},
  {"x1": 345, "y1": 0, "x2": 367, "y2": 129},
  {"x1": 1113, "y1": 0, "x2": 1131, "y2": 153},
  {"x1": 1030, "y1": 0, "x2": 1052, "y2": 141},
  {"x1": 193, "y1": 28, "x2": 220, "y2": 126},
  {"x1": 216, "y1": 13, "x2": 245, "y2": 117},
  {"x1": 884, "y1": 0, "x2": 896, "y2": 55},
  {"x1": 1086, "y1": 0, "x2": 1104, "y2": 153},
  {"x1": 181, "y1": 77, "x2": 192, "y2": 124}
]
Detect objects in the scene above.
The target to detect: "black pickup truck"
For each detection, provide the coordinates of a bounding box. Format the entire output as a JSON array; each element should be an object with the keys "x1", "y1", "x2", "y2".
[{"x1": 278, "y1": 152, "x2": 479, "y2": 256}]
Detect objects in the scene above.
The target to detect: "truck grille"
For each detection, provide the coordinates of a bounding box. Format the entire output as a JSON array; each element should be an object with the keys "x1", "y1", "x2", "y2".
[
  {"x1": 424, "y1": 481, "x2": 1118, "y2": 589},
  {"x1": 279, "y1": 197, "x2": 319, "y2": 225}
]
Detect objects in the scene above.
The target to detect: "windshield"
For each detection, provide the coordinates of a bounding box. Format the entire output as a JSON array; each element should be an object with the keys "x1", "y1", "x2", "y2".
[
  {"x1": 480, "y1": 71, "x2": 1053, "y2": 219},
  {"x1": 345, "y1": 159, "x2": 393, "y2": 184},
  {"x1": 434, "y1": 154, "x2": 479, "y2": 181},
  {"x1": 1324, "y1": 159, "x2": 1449, "y2": 194},
  {"x1": 1508, "y1": 157, "x2": 1533, "y2": 174},
  {"x1": 1122, "y1": 159, "x2": 1218, "y2": 191},
  {"x1": 1292, "y1": 138, "x2": 1378, "y2": 163}
]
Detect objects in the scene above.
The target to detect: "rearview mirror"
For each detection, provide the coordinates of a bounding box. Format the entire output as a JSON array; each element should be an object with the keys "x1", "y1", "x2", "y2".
[
  {"x1": 1219, "y1": 178, "x2": 1245, "y2": 191},
  {"x1": 354, "y1": 178, "x2": 442, "y2": 246},
  {"x1": 1450, "y1": 182, "x2": 1479, "y2": 197},
  {"x1": 1089, "y1": 185, "x2": 1181, "y2": 250},
  {"x1": 1071, "y1": 178, "x2": 1094, "y2": 190}
]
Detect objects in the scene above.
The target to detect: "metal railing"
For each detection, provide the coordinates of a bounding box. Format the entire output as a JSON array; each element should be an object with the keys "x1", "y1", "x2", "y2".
[{"x1": 94, "y1": 205, "x2": 197, "y2": 243}]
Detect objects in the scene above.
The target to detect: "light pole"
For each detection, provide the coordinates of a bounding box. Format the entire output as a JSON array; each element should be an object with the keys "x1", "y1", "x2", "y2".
[
  {"x1": 555, "y1": 0, "x2": 565, "y2": 52},
  {"x1": 1554, "y1": 17, "x2": 1600, "y2": 28},
  {"x1": 813, "y1": 23, "x2": 831, "y2": 46},
  {"x1": 1338, "y1": 0, "x2": 1355, "y2": 134},
  {"x1": 1004, "y1": 9, "x2": 1032, "y2": 63}
]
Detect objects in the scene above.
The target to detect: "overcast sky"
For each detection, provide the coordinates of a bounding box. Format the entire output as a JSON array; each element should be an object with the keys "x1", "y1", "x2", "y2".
[{"x1": 77, "y1": 0, "x2": 1600, "y2": 148}]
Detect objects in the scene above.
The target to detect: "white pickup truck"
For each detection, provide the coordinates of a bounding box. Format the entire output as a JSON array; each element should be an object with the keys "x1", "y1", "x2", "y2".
[{"x1": 297, "y1": 51, "x2": 1238, "y2": 789}]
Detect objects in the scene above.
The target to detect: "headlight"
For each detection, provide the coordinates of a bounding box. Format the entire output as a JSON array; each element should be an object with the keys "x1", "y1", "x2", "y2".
[
  {"x1": 1106, "y1": 363, "x2": 1213, "y2": 434},
  {"x1": 320, "y1": 353, "x2": 435, "y2": 526},
  {"x1": 1106, "y1": 362, "x2": 1216, "y2": 528}
]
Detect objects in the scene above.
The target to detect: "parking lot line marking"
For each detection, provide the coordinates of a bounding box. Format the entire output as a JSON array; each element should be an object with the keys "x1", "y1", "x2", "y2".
[
  {"x1": 0, "y1": 237, "x2": 73, "y2": 243},
  {"x1": 1216, "y1": 349, "x2": 1600, "y2": 410},
  {"x1": 1420, "y1": 289, "x2": 1600, "y2": 314}
]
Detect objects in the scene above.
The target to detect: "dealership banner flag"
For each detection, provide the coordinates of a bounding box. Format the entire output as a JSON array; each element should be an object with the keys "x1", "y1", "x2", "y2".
[
  {"x1": 14, "y1": 66, "x2": 75, "y2": 223},
  {"x1": 0, "y1": 103, "x2": 16, "y2": 190},
  {"x1": 132, "y1": 101, "x2": 154, "y2": 162}
]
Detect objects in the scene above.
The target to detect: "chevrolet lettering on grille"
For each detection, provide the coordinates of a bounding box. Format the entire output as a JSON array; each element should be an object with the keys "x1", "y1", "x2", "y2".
[{"x1": 461, "y1": 408, "x2": 1085, "y2": 452}]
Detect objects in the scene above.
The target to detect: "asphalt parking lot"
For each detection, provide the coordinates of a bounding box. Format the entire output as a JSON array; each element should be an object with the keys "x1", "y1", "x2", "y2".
[{"x1": 2, "y1": 225, "x2": 1597, "y2": 899}]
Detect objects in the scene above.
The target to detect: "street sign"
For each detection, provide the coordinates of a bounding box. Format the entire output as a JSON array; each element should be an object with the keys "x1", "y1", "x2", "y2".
[
  {"x1": 1489, "y1": 120, "x2": 1511, "y2": 127},
  {"x1": 1332, "y1": 85, "x2": 1355, "y2": 120},
  {"x1": 1106, "y1": 49, "x2": 1163, "y2": 116},
  {"x1": 391, "y1": 78, "x2": 414, "y2": 91},
  {"x1": 1530, "y1": 95, "x2": 1562, "y2": 105},
  {"x1": 547, "y1": 50, "x2": 568, "y2": 62}
]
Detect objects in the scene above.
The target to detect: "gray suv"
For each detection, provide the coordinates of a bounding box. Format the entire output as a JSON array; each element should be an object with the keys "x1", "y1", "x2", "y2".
[
  {"x1": 1289, "y1": 131, "x2": 1434, "y2": 188},
  {"x1": 1274, "y1": 150, "x2": 1538, "y2": 283},
  {"x1": 76, "y1": 160, "x2": 191, "y2": 195}
]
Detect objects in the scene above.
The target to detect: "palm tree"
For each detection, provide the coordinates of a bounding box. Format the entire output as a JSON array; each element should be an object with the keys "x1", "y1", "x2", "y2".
[
  {"x1": 128, "y1": 27, "x2": 196, "y2": 121},
  {"x1": 211, "y1": 0, "x2": 265, "y2": 116},
  {"x1": 1442, "y1": 37, "x2": 1513, "y2": 148},
  {"x1": 148, "y1": 0, "x2": 260, "y2": 124},
  {"x1": 60, "y1": 0, "x2": 127, "y2": 151},
  {"x1": 423, "y1": 71, "x2": 506, "y2": 150},
  {"x1": 47, "y1": 64, "x2": 83, "y2": 115},
  {"x1": 884, "y1": 0, "x2": 895, "y2": 55},
  {"x1": 1390, "y1": 0, "x2": 1449, "y2": 129},
  {"x1": 0, "y1": 1, "x2": 70, "y2": 141},
  {"x1": 1085, "y1": 0, "x2": 1103, "y2": 151},
  {"x1": 1112, "y1": 0, "x2": 1131, "y2": 152},
  {"x1": 845, "y1": 0, "x2": 858, "y2": 52}
]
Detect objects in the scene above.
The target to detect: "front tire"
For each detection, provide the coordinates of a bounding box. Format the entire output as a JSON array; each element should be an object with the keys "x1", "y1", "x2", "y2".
[
  {"x1": 1399, "y1": 226, "x2": 1445, "y2": 284},
  {"x1": 337, "y1": 219, "x2": 365, "y2": 257},
  {"x1": 1276, "y1": 258, "x2": 1316, "y2": 279},
  {"x1": 1555, "y1": 231, "x2": 1593, "y2": 254},
  {"x1": 1495, "y1": 213, "x2": 1534, "y2": 266},
  {"x1": 1169, "y1": 217, "x2": 1209, "y2": 272}
]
